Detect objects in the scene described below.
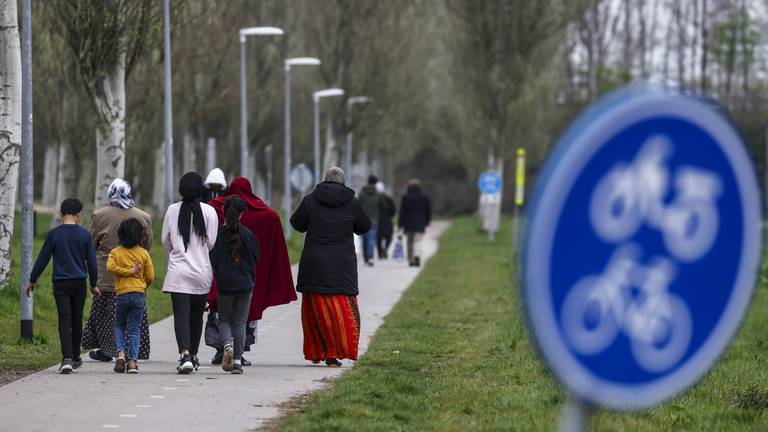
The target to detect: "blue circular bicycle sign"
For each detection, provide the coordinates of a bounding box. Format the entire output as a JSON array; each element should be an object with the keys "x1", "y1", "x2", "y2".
[
  {"x1": 524, "y1": 85, "x2": 762, "y2": 410},
  {"x1": 477, "y1": 171, "x2": 502, "y2": 194}
]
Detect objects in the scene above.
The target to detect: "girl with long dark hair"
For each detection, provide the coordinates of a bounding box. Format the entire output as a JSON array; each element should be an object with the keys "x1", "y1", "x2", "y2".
[
  {"x1": 161, "y1": 172, "x2": 219, "y2": 374},
  {"x1": 209, "y1": 195, "x2": 260, "y2": 374}
]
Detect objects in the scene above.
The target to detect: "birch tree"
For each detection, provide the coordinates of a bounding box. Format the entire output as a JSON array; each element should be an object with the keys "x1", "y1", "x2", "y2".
[
  {"x1": 46, "y1": 0, "x2": 158, "y2": 208},
  {"x1": 0, "y1": 0, "x2": 21, "y2": 285}
]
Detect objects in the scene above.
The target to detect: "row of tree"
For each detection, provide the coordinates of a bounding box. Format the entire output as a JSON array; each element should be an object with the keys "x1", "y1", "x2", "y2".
[{"x1": 1, "y1": 0, "x2": 767, "y2": 285}]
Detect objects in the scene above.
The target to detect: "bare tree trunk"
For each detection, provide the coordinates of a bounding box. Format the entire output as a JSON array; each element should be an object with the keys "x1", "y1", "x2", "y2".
[
  {"x1": 637, "y1": 0, "x2": 649, "y2": 78},
  {"x1": 182, "y1": 128, "x2": 197, "y2": 174},
  {"x1": 152, "y1": 143, "x2": 165, "y2": 216},
  {"x1": 621, "y1": 0, "x2": 633, "y2": 75},
  {"x1": 52, "y1": 139, "x2": 76, "y2": 228},
  {"x1": 700, "y1": 0, "x2": 709, "y2": 94},
  {"x1": 42, "y1": 143, "x2": 58, "y2": 208},
  {"x1": 323, "y1": 114, "x2": 340, "y2": 173},
  {"x1": 94, "y1": 52, "x2": 126, "y2": 208},
  {"x1": 0, "y1": 0, "x2": 22, "y2": 285},
  {"x1": 674, "y1": 0, "x2": 686, "y2": 85}
]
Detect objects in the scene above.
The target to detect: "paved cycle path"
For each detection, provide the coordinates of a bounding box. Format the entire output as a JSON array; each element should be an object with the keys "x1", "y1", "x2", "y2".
[{"x1": 0, "y1": 223, "x2": 447, "y2": 432}]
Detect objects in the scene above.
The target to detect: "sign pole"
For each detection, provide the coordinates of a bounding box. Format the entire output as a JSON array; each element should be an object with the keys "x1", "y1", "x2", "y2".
[{"x1": 558, "y1": 396, "x2": 589, "y2": 432}]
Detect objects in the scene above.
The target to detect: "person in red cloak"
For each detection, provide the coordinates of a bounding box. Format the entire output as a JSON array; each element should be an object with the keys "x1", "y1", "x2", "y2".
[{"x1": 207, "y1": 177, "x2": 296, "y2": 365}]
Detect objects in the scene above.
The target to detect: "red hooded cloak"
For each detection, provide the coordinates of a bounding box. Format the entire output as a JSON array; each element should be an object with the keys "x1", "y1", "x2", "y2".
[{"x1": 207, "y1": 177, "x2": 296, "y2": 320}]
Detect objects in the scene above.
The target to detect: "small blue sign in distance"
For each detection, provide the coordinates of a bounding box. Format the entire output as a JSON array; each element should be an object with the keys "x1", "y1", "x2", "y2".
[
  {"x1": 523, "y1": 84, "x2": 762, "y2": 410},
  {"x1": 477, "y1": 171, "x2": 502, "y2": 194}
]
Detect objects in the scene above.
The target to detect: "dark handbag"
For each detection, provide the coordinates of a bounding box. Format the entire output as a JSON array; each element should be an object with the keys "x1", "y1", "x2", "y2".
[{"x1": 204, "y1": 312, "x2": 223, "y2": 350}]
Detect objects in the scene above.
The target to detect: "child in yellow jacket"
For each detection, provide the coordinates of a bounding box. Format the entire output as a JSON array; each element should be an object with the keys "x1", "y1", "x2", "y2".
[{"x1": 107, "y1": 218, "x2": 154, "y2": 374}]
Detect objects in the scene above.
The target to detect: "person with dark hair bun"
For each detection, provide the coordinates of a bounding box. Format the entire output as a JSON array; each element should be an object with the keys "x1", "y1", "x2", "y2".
[
  {"x1": 107, "y1": 218, "x2": 155, "y2": 374},
  {"x1": 206, "y1": 176, "x2": 295, "y2": 367},
  {"x1": 161, "y1": 172, "x2": 219, "y2": 374},
  {"x1": 209, "y1": 195, "x2": 260, "y2": 374}
]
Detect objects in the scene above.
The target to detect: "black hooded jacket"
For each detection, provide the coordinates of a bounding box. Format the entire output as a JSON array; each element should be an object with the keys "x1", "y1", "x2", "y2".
[{"x1": 290, "y1": 181, "x2": 371, "y2": 296}]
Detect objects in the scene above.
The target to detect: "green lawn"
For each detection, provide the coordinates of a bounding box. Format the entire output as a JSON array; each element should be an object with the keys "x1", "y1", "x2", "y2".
[
  {"x1": 276, "y1": 217, "x2": 768, "y2": 431},
  {"x1": 0, "y1": 210, "x2": 303, "y2": 372}
]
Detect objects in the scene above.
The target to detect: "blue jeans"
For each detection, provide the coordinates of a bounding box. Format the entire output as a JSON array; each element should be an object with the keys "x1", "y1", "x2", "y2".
[
  {"x1": 363, "y1": 226, "x2": 377, "y2": 261},
  {"x1": 115, "y1": 292, "x2": 146, "y2": 360}
]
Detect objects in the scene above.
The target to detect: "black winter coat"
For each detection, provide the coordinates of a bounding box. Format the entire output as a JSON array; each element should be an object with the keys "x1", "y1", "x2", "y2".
[
  {"x1": 290, "y1": 181, "x2": 371, "y2": 296},
  {"x1": 398, "y1": 187, "x2": 432, "y2": 233},
  {"x1": 377, "y1": 194, "x2": 396, "y2": 237}
]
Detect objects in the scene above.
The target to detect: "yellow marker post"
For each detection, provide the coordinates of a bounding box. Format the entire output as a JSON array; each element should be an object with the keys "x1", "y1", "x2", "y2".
[
  {"x1": 515, "y1": 148, "x2": 526, "y2": 206},
  {"x1": 513, "y1": 148, "x2": 525, "y2": 251}
]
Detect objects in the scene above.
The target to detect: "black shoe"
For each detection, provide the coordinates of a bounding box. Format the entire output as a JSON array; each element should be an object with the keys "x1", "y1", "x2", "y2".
[
  {"x1": 114, "y1": 357, "x2": 126, "y2": 373},
  {"x1": 59, "y1": 358, "x2": 74, "y2": 374},
  {"x1": 192, "y1": 355, "x2": 200, "y2": 371},
  {"x1": 177, "y1": 354, "x2": 194, "y2": 374},
  {"x1": 240, "y1": 355, "x2": 252, "y2": 367},
  {"x1": 415, "y1": 257, "x2": 421, "y2": 267},
  {"x1": 72, "y1": 357, "x2": 83, "y2": 370},
  {"x1": 231, "y1": 363, "x2": 243, "y2": 374},
  {"x1": 89, "y1": 350, "x2": 112, "y2": 362},
  {"x1": 211, "y1": 350, "x2": 223, "y2": 365}
]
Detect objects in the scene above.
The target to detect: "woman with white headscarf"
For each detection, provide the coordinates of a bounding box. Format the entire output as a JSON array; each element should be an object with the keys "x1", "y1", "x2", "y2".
[{"x1": 83, "y1": 178, "x2": 154, "y2": 362}]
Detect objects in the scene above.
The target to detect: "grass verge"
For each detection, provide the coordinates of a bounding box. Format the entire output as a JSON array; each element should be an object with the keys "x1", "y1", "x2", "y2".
[{"x1": 275, "y1": 216, "x2": 768, "y2": 431}]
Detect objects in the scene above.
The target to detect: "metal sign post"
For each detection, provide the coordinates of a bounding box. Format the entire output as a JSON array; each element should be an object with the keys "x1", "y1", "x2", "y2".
[
  {"x1": 523, "y1": 85, "x2": 762, "y2": 428},
  {"x1": 477, "y1": 170, "x2": 502, "y2": 241}
]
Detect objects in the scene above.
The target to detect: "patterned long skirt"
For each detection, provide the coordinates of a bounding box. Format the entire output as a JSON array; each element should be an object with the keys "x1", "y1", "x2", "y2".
[
  {"x1": 82, "y1": 292, "x2": 151, "y2": 359},
  {"x1": 301, "y1": 292, "x2": 360, "y2": 362}
]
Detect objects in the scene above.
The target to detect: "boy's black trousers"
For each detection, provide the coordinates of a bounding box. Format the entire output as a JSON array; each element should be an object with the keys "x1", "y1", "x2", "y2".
[{"x1": 52, "y1": 279, "x2": 87, "y2": 360}]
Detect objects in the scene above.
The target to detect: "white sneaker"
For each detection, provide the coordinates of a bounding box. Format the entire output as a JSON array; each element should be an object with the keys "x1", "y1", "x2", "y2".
[
  {"x1": 222, "y1": 345, "x2": 234, "y2": 372},
  {"x1": 177, "y1": 354, "x2": 194, "y2": 375}
]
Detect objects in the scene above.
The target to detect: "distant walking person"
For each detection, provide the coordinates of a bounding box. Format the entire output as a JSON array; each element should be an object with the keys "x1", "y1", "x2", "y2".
[
  {"x1": 358, "y1": 175, "x2": 381, "y2": 266},
  {"x1": 203, "y1": 168, "x2": 227, "y2": 203},
  {"x1": 375, "y1": 182, "x2": 396, "y2": 259},
  {"x1": 291, "y1": 167, "x2": 371, "y2": 367},
  {"x1": 209, "y1": 196, "x2": 260, "y2": 375},
  {"x1": 26, "y1": 199, "x2": 100, "y2": 374},
  {"x1": 107, "y1": 218, "x2": 155, "y2": 374},
  {"x1": 206, "y1": 177, "x2": 296, "y2": 366},
  {"x1": 84, "y1": 179, "x2": 153, "y2": 363},
  {"x1": 162, "y1": 172, "x2": 219, "y2": 374},
  {"x1": 399, "y1": 179, "x2": 432, "y2": 267}
]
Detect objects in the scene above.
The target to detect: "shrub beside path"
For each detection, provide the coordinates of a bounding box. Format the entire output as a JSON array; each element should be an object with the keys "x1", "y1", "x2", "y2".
[{"x1": 0, "y1": 222, "x2": 448, "y2": 432}]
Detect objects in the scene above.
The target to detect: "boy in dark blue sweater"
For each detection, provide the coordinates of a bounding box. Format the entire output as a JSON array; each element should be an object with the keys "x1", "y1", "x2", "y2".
[{"x1": 26, "y1": 198, "x2": 100, "y2": 374}]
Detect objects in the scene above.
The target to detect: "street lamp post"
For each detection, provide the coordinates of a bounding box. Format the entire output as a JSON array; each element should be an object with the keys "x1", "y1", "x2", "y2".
[
  {"x1": 163, "y1": 0, "x2": 174, "y2": 208},
  {"x1": 312, "y1": 88, "x2": 345, "y2": 185},
  {"x1": 19, "y1": 0, "x2": 33, "y2": 339},
  {"x1": 344, "y1": 96, "x2": 371, "y2": 185},
  {"x1": 284, "y1": 57, "x2": 321, "y2": 239},
  {"x1": 239, "y1": 26, "x2": 283, "y2": 179}
]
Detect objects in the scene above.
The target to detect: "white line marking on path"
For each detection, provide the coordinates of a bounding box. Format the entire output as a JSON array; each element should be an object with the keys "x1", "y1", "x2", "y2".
[
  {"x1": 176, "y1": 379, "x2": 189, "y2": 382},
  {"x1": 119, "y1": 414, "x2": 136, "y2": 418},
  {"x1": 163, "y1": 387, "x2": 177, "y2": 390},
  {"x1": 102, "y1": 425, "x2": 119, "y2": 429},
  {"x1": 135, "y1": 405, "x2": 151, "y2": 408},
  {"x1": 150, "y1": 395, "x2": 164, "y2": 399}
]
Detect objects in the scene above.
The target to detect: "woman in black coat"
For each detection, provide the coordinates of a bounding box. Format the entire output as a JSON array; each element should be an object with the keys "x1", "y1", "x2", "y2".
[
  {"x1": 290, "y1": 167, "x2": 371, "y2": 367},
  {"x1": 398, "y1": 179, "x2": 432, "y2": 267}
]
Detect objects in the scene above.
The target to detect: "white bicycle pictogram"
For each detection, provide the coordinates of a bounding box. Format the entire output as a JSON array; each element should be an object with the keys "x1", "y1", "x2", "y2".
[
  {"x1": 589, "y1": 136, "x2": 722, "y2": 262},
  {"x1": 562, "y1": 244, "x2": 692, "y2": 373}
]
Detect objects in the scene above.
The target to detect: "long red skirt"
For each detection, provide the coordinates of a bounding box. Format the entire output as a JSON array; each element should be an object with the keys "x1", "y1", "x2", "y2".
[{"x1": 301, "y1": 292, "x2": 360, "y2": 361}]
